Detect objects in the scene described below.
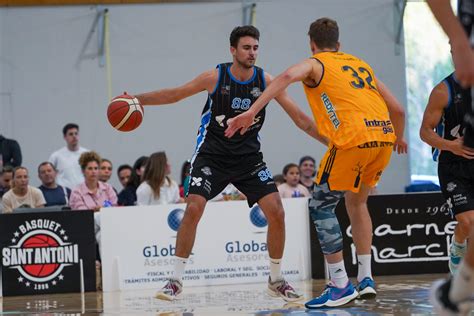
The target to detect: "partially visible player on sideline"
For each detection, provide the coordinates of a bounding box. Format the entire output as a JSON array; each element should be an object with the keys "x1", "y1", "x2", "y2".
[
  {"x1": 118, "y1": 25, "x2": 327, "y2": 302},
  {"x1": 427, "y1": 1, "x2": 474, "y2": 315},
  {"x1": 226, "y1": 17, "x2": 407, "y2": 308},
  {"x1": 420, "y1": 72, "x2": 474, "y2": 276}
]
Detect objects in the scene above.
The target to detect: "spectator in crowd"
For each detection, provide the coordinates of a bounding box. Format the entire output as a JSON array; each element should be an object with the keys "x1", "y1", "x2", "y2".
[
  {"x1": 179, "y1": 160, "x2": 191, "y2": 198},
  {"x1": 0, "y1": 166, "x2": 13, "y2": 198},
  {"x1": 99, "y1": 159, "x2": 113, "y2": 183},
  {"x1": 0, "y1": 134, "x2": 22, "y2": 168},
  {"x1": 118, "y1": 156, "x2": 148, "y2": 206},
  {"x1": 117, "y1": 164, "x2": 132, "y2": 189},
  {"x1": 2, "y1": 166, "x2": 46, "y2": 213},
  {"x1": 49, "y1": 123, "x2": 89, "y2": 190},
  {"x1": 38, "y1": 162, "x2": 71, "y2": 207},
  {"x1": 137, "y1": 152, "x2": 182, "y2": 205},
  {"x1": 211, "y1": 184, "x2": 246, "y2": 201},
  {"x1": 278, "y1": 163, "x2": 310, "y2": 199},
  {"x1": 273, "y1": 174, "x2": 285, "y2": 187},
  {"x1": 69, "y1": 151, "x2": 117, "y2": 211},
  {"x1": 299, "y1": 155, "x2": 316, "y2": 192}
]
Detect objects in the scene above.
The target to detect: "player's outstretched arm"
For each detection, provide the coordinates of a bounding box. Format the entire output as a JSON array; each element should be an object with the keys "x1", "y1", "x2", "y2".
[
  {"x1": 225, "y1": 60, "x2": 316, "y2": 137},
  {"x1": 134, "y1": 69, "x2": 217, "y2": 106},
  {"x1": 420, "y1": 82, "x2": 474, "y2": 159},
  {"x1": 376, "y1": 79, "x2": 407, "y2": 154},
  {"x1": 272, "y1": 80, "x2": 328, "y2": 146},
  {"x1": 426, "y1": 0, "x2": 474, "y2": 87}
]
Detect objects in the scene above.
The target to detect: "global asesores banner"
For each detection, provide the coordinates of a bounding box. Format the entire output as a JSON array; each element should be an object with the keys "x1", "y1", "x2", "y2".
[
  {"x1": 310, "y1": 192, "x2": 456, "y2": 278},
  {"x1": 0, "y1": 211, "x2": 96, "y2": 296},
  {"x1": 101, "y1": 199, "x2": 311, "y2": 291}
]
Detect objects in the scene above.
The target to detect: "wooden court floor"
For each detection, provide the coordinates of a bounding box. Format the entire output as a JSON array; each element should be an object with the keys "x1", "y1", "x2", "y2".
[{"x1": 0, "y1": 274, "x2": 468, "y2": 315}]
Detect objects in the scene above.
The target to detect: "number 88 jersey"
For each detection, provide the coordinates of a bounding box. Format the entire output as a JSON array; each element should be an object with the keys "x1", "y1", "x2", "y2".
[
  {"x1": 303, "y1": 52, "x2": 396, "y2": 149},
  {"x1": 194, "y1": 63, "x2": 267, "y2": 156}
]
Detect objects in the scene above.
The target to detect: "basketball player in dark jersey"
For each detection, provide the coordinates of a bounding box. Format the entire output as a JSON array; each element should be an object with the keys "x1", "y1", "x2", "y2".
[
  {"x1": 123, "y1": 26, "x2": 327, "y2": 302},
  {"x1": 423, "y1": 73, "x2": 474, "y2": 314},
  {"x1": 427, "y1": 1, "x2": 474, "y2": 314}
]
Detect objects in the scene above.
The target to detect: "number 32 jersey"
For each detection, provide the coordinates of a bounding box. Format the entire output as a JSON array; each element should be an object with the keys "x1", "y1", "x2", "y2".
[
  {"x1": 303, "y1": 51, "x2": 396, "y2": 149},
  {"x1": 194, "y1": 62, "x2": 267, "y2": 156}
]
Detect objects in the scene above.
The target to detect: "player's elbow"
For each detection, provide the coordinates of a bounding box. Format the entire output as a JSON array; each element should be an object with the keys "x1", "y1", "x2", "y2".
[{"x1": 419, "y1": 125, "x2": 429, "y2": 142}]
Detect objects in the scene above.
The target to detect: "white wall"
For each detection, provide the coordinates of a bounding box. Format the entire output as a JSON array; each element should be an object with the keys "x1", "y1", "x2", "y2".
[{"x1": 0, "y1": 0, "x2": 409, "y2": 193}]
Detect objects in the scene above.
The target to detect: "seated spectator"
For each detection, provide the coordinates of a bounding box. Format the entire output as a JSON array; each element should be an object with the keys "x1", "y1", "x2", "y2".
[
  {"x1": 179, "y1": 160, "x2": 191, "y2": 198},
  {"x1": 2, "y1": 166, "x2": 46, "y2": 213},
  {"x1": 299, "y1": 155, "x2": 316, "y2": 192},
  {"x1": 0, "y1": 166, "x2": 13, "y2": 198},
  {"x1": 211, "y1": 183, "x2": 246, "y2": 201},
  {"x1": 69, "y1": 151, "x2": 117, "y2": 211},
  {"x1": 278, "y1": 163, "x2": 310, "y2": 198},
  {"x1": 117, "y1": 164, "x2": 132, "y2": 189},
  {"x1": 118, "y1": 156, "x2": 148, "y2": 206},
  {"x1": 0, "y1": 134, "x2": 22, "y2": 168},
  {"x1": 137, "y1": 152, "x2": 182, "y2": 205},
  {"x1": 38, "y1": 162, "x2": 71, "y2": 207},
  {"x1": 99, "y1": 158, "x2": 113, "y2": 183},
  {"x1": 273, "y1": 174, "x2": 285, "y2": 187}
]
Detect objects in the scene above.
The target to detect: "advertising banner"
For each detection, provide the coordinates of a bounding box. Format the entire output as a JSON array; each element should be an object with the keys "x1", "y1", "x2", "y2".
[
  {"x1": 310, "y1": 192, "x2": 455, "y2": 278},
  {"x1": 101, "y1": 198, "x2": 311, "y2": 291},
  {"x1": 0, "y1": 210, "x2": 96, "y2": 296}
]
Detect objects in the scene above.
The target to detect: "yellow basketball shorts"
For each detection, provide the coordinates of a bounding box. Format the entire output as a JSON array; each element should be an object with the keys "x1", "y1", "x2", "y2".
[{"x1": 316, "y1": 141, "x2": 393, "y2": 192}]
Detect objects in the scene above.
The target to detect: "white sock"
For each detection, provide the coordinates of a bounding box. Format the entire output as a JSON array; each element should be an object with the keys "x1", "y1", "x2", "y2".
[
  {"x1": 450, "y1": 260, "x2": 474, "y2": 302},
  {"x1": 173, "y1": 256, "x2": 188, "y2": 281},
  {"x1": 356, "y1": 254, "x2": 373, "y2": 282},
  {"x1": 270, "y1": 258, "x2": 282, "y2": 282},
  {"x1": 328, "y1": 261, "x2": 349, "y2": 288},
  {"x1": 453, "y1": 238, "x2": 467, "y2": 249}
]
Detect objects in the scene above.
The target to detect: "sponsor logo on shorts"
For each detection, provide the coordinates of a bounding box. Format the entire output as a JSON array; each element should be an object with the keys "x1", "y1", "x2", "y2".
[
  {"x1": 446, "y1": 182, "x2": 457, "y2": 192},
  {"x1": 201, "y1": 167, "x2": 212, "y2": 176},
  {"x1": 191, "y1": 177, "x2": 202, "y2": 187}
]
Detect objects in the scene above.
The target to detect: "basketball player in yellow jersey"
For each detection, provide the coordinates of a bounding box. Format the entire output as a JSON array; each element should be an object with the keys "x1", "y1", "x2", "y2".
[{"x1": 226, "y1": 17, "x2": 407, "y2": 308}]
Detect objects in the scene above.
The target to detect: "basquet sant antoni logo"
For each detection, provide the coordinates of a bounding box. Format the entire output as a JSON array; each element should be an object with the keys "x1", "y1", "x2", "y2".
[{"x1": 2, "y1": 219, "x2": 79, "y2": 291}]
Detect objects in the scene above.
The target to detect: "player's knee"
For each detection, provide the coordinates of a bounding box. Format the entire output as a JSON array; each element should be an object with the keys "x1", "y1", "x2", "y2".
[
  {"x1": 184, "y1": 202, "x2": 205, "y2": 224},
  {"x1": 456, "y1": 213, "x2": 474, "y2": 235},
  {"x1": 265, "y1": 204, "x2": 285, "y2": 227}
]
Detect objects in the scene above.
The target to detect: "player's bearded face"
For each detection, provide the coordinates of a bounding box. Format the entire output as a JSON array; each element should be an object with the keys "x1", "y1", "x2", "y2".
[{"x1": 233, "y1": 36, "x2": 258, "y2": 69}]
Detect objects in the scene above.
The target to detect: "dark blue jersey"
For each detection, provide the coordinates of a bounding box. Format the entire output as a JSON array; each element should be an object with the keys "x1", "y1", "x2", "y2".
[
  {"x1": 193, "y1": 63, "x2": 267, "y2": 156},
  {"x1": 434, "y1": 73, "x2": 472, "y2": 163}
]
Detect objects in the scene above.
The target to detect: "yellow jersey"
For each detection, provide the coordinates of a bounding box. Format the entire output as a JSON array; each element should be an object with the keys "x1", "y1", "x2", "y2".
[{"x1": 303, "y1": 51, "x2": 396, "y2": 149}]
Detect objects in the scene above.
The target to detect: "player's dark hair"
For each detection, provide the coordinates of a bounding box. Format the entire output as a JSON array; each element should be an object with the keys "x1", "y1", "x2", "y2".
[
  {"x1": 230, "y1": 25, "x2": 260, "y2": 48},
  {"x1": 308, "y1": 17, "x2": 339, "y2": 49},
  {"x1": 63, "y1": 123, "x2": 79, "y2": 136}
]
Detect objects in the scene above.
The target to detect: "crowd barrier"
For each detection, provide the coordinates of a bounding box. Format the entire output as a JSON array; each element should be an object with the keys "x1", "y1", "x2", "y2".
[
  {"x1": 0, "y1": 210, "x2": 96, "y2": 296},
  {"x1": 0, "y1": 192, "x2": 456, "y2": 296},
  {"x1": 100, "y1": 198, "x2": 311, "y2": 292},
  {"x1": 310, "y1": 192, "x2": 455, "y2": 278}
]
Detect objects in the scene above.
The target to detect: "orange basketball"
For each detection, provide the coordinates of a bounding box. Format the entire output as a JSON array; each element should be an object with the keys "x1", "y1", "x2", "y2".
[{"x1": 107, "y1": 92, "x2": 144, "y2": 132}]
